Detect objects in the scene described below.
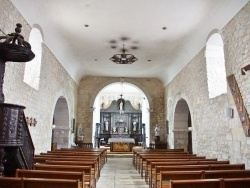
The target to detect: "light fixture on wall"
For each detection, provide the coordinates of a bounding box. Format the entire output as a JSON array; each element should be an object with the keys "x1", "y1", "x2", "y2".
[
  {"x1": 110, "y1": 44, "x2": 138, "y2": 64},
  {"x1": 241, "y1": 64, "x2": 250, "y2": 75}
]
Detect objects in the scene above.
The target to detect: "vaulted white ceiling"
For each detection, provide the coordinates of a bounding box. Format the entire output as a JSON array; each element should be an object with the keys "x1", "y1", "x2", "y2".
[{"x1": 11, "y1": 0, "x2": 249, "y2": 86}]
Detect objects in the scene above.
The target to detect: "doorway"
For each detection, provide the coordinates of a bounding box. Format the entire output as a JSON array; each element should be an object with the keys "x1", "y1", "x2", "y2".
[
  {"x1": 52, "y1": 96, "x2": 70, "y2": 149},
  {"x1": 174, "y1": 99, "x2": 192, "y2": 153}
]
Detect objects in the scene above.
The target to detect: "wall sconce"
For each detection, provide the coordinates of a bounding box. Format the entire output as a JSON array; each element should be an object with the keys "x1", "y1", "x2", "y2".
[
  {"x1": 225, "y1": 108, "x2": 234, "y2": 118},
  {"x1": 241, "y1": 64, "x2": 250, "y2": 75},
  {"x1": 26, "y1": 117, "x2": 37, "y2": 127}
]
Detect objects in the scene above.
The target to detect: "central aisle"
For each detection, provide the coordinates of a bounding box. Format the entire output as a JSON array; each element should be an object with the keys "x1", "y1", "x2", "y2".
[{"x1": 96, "y1": 157, "x2": 148, "y2": 188}]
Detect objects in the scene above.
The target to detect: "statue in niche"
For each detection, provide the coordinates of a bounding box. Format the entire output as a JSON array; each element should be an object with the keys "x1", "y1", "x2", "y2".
[
  {"x1": 133, "y1": 121, "x2": 137, "y2": 132},
  {"x1": 155, "y1": 124, "x2": 160, "y2": 136},
  {"x1": 105, "y1": 121, "x2": 109, "y2": 131}
]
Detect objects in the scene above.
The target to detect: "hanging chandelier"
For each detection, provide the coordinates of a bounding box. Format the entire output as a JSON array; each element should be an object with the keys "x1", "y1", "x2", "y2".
[{"x1": 110, "y1": 45, "x2": 138, "y2": 64}]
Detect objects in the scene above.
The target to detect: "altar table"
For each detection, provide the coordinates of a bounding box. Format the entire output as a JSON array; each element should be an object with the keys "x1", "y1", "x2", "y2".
[{"x1": 108, "y1": 138, "x2": 135, "y2": 152}]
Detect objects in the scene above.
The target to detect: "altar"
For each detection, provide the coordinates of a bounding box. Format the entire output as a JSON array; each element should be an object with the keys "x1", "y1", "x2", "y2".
[{"x1": 108, "y1": 138, "x2": 135, "y2": 152}]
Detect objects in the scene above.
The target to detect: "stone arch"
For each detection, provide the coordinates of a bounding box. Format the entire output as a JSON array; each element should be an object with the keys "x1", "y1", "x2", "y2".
[
  {"x1": 90, "y1": 80, "x2": 152, "y2": 146},
  {"x1": 52, "y1": 96, "x2": 70, "y2": 150},
  {"x1": 89, "y1": 78, "x2": 153, "y2": 109},
  {"x1": 172, "y1": 94, "x2": 193, "y2": 153}
]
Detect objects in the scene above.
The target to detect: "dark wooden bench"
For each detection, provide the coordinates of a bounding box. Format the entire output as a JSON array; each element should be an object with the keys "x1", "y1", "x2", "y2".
[
  {"x1": 33, "y1": 164, "x2": 95, "y2": 188},
  {"x1": 132, "y1": 148, "x2": 185, "y2": 168},
  {"x1": 145, "y1": 158, "x2": 217, "y2": 183},
  {"x1": 152, "y1": 163, "x2": 245, "y2": 188},
  {"x1": 138, "y1": 154, "x2": 201, "y2": 174},
  {"x1": 159, "y1": 170, "x2": 250, "y2": 188},
  {"x1": 170, "y1": 179, "x2": 222, "y2": 188},
  {"x1": 152, "y1": 164, "x2": 210, "y2": 188},
  {"x1": 57, "y1": 148, "x2": 107, "y2": 163},
  {"x1": 16, "y1": 169, "x2": 85, "y2": 188},
  {"x1": 223, "y1": 177, "x2": 250, "y2": 188},
  {"x1": 45, "y1": 160, "x2": 98, "y2": 181},
  {"x1": 159, "y1": 170, "x2": 204, "y2": 188},
  {"x1": 22, "y1": 177, "x2": 80, "y2": 188},
  {"x1": 35, "y1": 155, "x2": 101, "y2": 178},
  {"x1": 0, "y1": 177, "x2": 80, "y2": 188},
  {"x1": 169, "y1": 178, "x2": 250, "y2": 188},
  {"x1": 148, "y1": 160, "x2": 228, "y2": 186},
  {"x1": 0, "y1": 177, "x2": 23, "y2": 188}
]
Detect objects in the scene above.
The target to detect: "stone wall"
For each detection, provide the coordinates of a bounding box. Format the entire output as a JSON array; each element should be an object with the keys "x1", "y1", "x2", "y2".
[
  {"x1": 1, "y1": 0, "x2": 78, "y2": 154},
  {"x1": 165, "y1": 2, "x2": 250, "y2": 168},
  {"x1": 77, "y1": 76, "x2": 165, "y2": 142}
]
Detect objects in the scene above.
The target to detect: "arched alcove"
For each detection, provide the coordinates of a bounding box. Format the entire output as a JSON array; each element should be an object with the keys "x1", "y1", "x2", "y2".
[
  {"x1": 52, "y1": 97, "x2": 70, "y2": 149},
  {"x1": 91, "y1": 82, "x2": 150, "y2": 147},
  {"x1": 173, "y1": 99, "x2": 192, "y2": 153}
]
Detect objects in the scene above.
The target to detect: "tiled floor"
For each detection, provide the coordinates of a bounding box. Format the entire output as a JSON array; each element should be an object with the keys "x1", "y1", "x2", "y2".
[{"x1": 96, "y1": 157, "x2": 148, "y2": 188}]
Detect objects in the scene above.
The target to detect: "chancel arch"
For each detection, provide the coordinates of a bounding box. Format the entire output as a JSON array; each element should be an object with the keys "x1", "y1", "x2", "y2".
[
  {"x1": 52, "y1": 96, "x2": 70, "y2": 149},
  {"x1": 173, "y1": 98, "x2": 192, "y2": 153},
  {"x1": 90, "y1": 82, "x2": 151, "y2": 147}
]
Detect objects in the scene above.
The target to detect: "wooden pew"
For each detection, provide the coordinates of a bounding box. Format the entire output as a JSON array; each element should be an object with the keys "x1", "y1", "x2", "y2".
[
  {"x1": 16, "y1": 169, "x2": 85, "y2": 188},
  {"x1": 56, "y1": 148, "x2": 108, "y2": 164},
  {"x1": 45, "y1": 160, "x2": 98, "y2": 181},
  {"x1": 138, "y1": 154, "x2": 201, "y2": 174},
  {"x1": 133, "y1": 149, "x2": 185, "y2": 168},
  {"x1": 0, "y1": 177, "x2": 23, "y2": 188},
  {"x1": 159, "y1": 170, "x2": 250, "y2": 188},
  {"x1": 159, "y1": 171, "x2": 204, "y2": 188},
  {"x1": 39, "y1": 152, "x2": 103, "y2": 171},
  {"x1": 22, "y1": 177, "x2": 80, "y2": 188},
  {"x1": 35, "y1": 155, "x2": 101, "y2": 178},
  {"x1": 138, "y1": 155, "x2": 205, "y2": 178},
  {"x1": 147, "y1": 160, "x2": 226, "y2": 184},
  {"x1": 170, "y1": 179, "x2": 222, "y2": 188},
  {"x1": 57, "y1": 148, "x2": 107, "y2": 164},
  {"x1": 152, "y1": 163, "x2": 245, "y2": 188},
  {"x1": 145, "y1": 158, "x2": 217, "y2": 183},
  {"x1": 0, "y1": 177, "x2": 80, "y2": 188},
  {"x1": 169, "y1": 178, "x2": 250, "y2": 188},
  {"x1": 136, "y1": 152, "x2": 191, "y2": 169},
  {"x1": 204, "y1": 169, "x2": 250, "y2": 179},
  {"x1": 33, "y1": 164, "x2": 95, "y2": 188},
  {"x1": 223, "y1": 177, "x2": 250, "y2": 188},
  {"x1": 151, "y1": 164, "x2": 210, "y2": 188}
]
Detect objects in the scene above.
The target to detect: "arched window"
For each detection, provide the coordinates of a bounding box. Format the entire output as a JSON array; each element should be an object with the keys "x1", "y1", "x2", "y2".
[
  {"x1": 23, "y1": 28, "x2": 43, "y2": 90},
  {"x1": 205, "y1": 33, "x2": 227, "y2": 99}
]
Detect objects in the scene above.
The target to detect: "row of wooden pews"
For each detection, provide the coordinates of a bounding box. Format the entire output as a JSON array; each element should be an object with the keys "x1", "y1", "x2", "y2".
[
  {"x1": 0, "y1": 147, "x2": 107, "y2": 188},
  {"x1": 132, "y1": 147, "x2": 250, "y2": 188}
]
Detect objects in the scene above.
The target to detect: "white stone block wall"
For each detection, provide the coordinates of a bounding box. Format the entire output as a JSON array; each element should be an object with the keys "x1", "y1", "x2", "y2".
[
  {"x1": 165, "y1": 2, "x2": 250, "y2": 168},
  {"x1": 1, "y1": 0, "x2": 78, "y2": 154}
]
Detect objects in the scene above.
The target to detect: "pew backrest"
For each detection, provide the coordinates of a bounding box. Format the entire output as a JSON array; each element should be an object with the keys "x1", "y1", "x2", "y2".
[
  {"x1": 170, "y1": 179, "x2": 222, "y2": 188},
  {"x1": 0, "y1": 177, "x2": 23, "y2": 188},
  {"x1": 22, "y1": 177, "x2": 80, "y2": 188},
  {"x1": 16, "y1": 169, "x2": 85, "y2": 188}
]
